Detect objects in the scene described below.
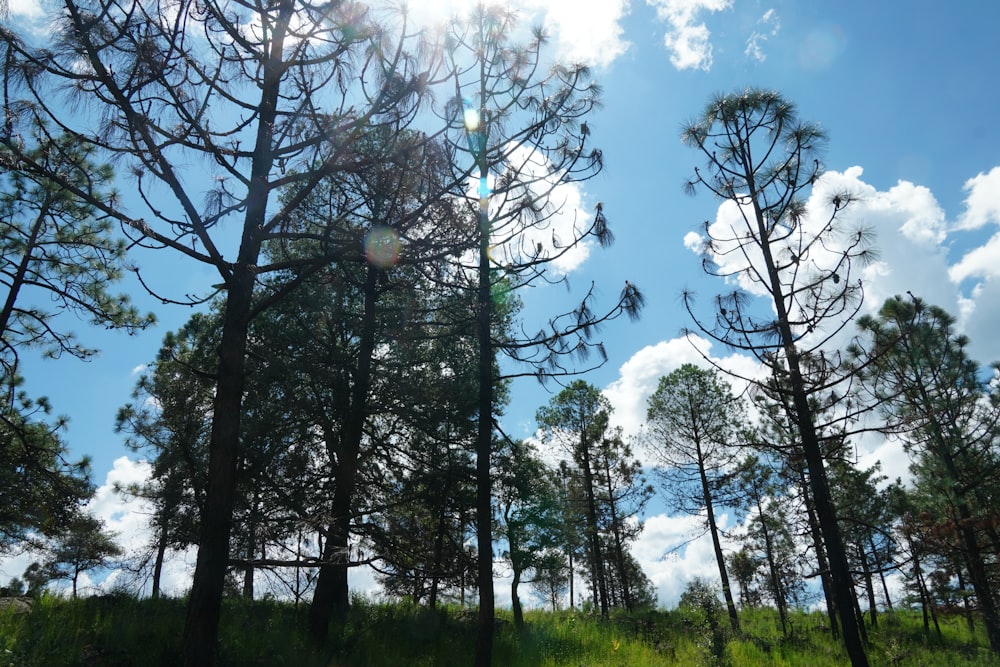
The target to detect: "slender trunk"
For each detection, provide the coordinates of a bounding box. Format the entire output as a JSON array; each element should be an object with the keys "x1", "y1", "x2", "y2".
[
  {"x1": 429, "y1": 463, "x2": 453, "y2": 611},
  {"x1": 473, "y1": 126, "x2": 495, "y2": 667},
  {"x1": 700, "y1": 456, "x2": 739, "y2": 634},
  {"x1": 568, "y1": 549, "x2": 575, "y2": 610},
  {"x1": 755, "y1": 492, "x2": 787, "y2": 636},
  {"x1": 911, "y1": 543, "x2": 940, "y2": 637},
  {"x1": 511, "y1": 569, "x2": 523, "y2": 630},
  {"x1": 603, "y1": 456, "x2": 632, "y2": 613},
  {"x1": 852, "y1": 589, "x2": 870, "y2": 646},
  {"x1": 745, "y1": 166, "x2": 867, "y2": 663},
  {"x1": 799, "y1": 429, "x2": 867, "y2": 663},
  {"x1": 243, "y1": 495, "x2": 258, "y2": 600},
  {"x1": 857, "y1": 543, "x2": 876, "y2": 628},
  {"x1": 799, "y1": 465, "x2": 839, "y2": 640},
  {"x1": 870, "y1": 535, "x2": 894, "y2": 613},
  {"x1": 152, "y1": 525, "x2": 167, "y2": 600},
  {"x1": 956, "y1": 562, "x2": 976, "y2": 634},
  {"x1": 580, "y1": 448, "x2": 608, "y2": 617},
  {"x1": 308, "y1": 265, "x2": 381, "y2": 643},
  {"x1": 180, "y1": 3, "x2": 292, "y2": 663}
]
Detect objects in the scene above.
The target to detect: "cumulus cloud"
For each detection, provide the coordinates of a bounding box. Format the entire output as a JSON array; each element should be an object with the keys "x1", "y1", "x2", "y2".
[
  {"x1": 0, "y1": 457, "x2": 196, "y2": 598},
  {"x1": 633, "y1": 510, "x2": 743, "y2": 608},
  {"x1": 954, "y1": 166, "x2": 1000, "y2": 232},
  {"x1": 488, "y1": 145, "x2": 597, "y2": 276},
  {"x1": 618, "y1": 163, "x2": 1000, "y2": 467},
  {"x1": 603, "y1": 335, "x2": 763, "y2": 441},
  {"x1": 684, "y1": 165, "x2": 1000, "y2": 358},
  {"x1": 522, "y1": 0, "x2": 631, "y2": 68},
  {"x1": 646, "y1": 0, "x2": 732, "y2": 71},
  {"x1": 405, "y1": 0, "x2": 630, "y2": 68}
]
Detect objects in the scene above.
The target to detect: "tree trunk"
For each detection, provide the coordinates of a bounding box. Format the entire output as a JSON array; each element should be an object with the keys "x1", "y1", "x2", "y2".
[
  {"x1": 852, "y1": 589, "x2": 870, "y2": 646},
  {"x1": 0, "y1": 205, "x2": 47, "y2": 338},
  {"x1": 798, "y1": 427, "x2": 868, "y2": 665},
  {"x1": 568, "y1": 549, "x2": 575, "y2": 610},
  {"x1": 870, "y1": 535, "x2": 894, "y2": 613},
  {"x1": 602, "y1": 456, "x2": 632, "y2": 612},
  {"x1": 800, "y1": 466, "x2": 839, "y2": 640},
  {"x1": 308, "y1": 265, "x2": 381, "y2": 643},
  {"x1": 429, "y1": 468, "x2": 453, "y2": 611},
  {"x1": 473, "y1": 153, "x2": 495, "y2": 667},
  {"x1": 243, "y1": 496, "x2": 258, "y2": 600},
  {"x1": 181, "y1": 267, "x2": 255, "y2": 667},
  {"x1": 152, "y1": 527, "x2": 167, "y2": 599},
  {"x1": 700, "y1": 459, "x2": 739, "y2": 635},
  {"x1": 756, "y1": 497, "x2": 787, "y2": 636},
  {"x1": 858, "y1": 544, "x2": 877, "y2": 628},
  {"x1": 179, "y1": 2, "x2": 293, "y2": 663},
  {"x1": 511, "y1": 569, "x2": 524, "y2": 630},
  {"x1": 580, "y1": 448, "x2": 608, "y2": 617}
]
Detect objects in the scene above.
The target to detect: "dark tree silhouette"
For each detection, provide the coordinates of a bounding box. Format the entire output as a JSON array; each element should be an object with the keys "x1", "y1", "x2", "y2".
[{"x1": 1, "y1": 4, "x2": 438, "y2": 662}]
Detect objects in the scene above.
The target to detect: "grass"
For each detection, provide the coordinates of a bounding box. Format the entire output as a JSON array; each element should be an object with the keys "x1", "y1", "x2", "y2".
[{"x1": 1, "y1": 593, "x2": 997, "y2": 666}]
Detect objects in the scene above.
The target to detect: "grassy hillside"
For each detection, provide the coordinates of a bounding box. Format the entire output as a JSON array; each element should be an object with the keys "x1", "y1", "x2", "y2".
[{"x1": 1, "y1": 594, "x2": 997, "y2": 666}]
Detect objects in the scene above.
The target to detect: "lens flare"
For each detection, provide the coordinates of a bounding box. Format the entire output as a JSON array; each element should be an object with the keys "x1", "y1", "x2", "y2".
[{"x1": 364, "y1": 226, "x2": 401, "y2": 269}]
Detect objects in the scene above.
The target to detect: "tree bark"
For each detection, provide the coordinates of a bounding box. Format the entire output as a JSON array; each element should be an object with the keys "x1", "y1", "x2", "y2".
[
  {"x1": 180, "y1": 4, "x2": 293, "y2": 661},
  {"x1": 857, "y1": 544, "x2": 877, "y2": 628},
  {"x1": 180, "y1": 267, "x2": 255, "y2": 667},
  {"x1": 579, "y1": 446, "x2": 609, "y2": 617},
  {"x1": 700, "y1": 457, "x2": 739, "y2": 634},
  {"x1": 799, "y1": 466, "x2": 839, "y2": 640},
  {"x1": 308, "y1": 265, "x2": 380, "y2": 643},
  {"x1": 152, "y1": 527, "x2": 167, "y2": 600},
  {"x1": 473, "y1": 145, "x2": 495, "y2": 667},
  {"x1": 511, "y1": 569, "x2": 523, "y2": 630}
]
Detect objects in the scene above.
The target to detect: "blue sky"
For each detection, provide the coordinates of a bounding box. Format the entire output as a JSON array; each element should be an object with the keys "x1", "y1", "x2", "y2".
[{"x1": 4, "y1": 0, "x2": 1000, "y2": 606}]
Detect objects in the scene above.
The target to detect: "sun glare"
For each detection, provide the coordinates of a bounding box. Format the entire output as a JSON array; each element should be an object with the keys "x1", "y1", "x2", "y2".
[{"x1": 463, "y1": 106, "x2": 480, "y2": 132}]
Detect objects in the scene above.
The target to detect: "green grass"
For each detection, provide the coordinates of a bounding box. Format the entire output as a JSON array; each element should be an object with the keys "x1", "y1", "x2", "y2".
[{"x1": 1, "y1": 594, "x2": 996, "y2": 666}]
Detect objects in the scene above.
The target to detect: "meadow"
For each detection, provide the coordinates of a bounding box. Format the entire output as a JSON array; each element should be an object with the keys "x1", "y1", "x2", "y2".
[{"x1": 1, "y1": 594, "x2": 997, "y2": 666}]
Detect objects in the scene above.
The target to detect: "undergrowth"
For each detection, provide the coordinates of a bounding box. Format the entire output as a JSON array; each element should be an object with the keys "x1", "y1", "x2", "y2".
[{"x1": 0, "y1": 593, "x2": 995, "y2": 666}]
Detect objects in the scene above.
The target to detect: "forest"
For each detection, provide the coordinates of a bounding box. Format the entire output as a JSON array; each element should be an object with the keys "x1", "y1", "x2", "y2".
[{"x1": 0, "y1": 2, "x2": 999, "y2": 667}]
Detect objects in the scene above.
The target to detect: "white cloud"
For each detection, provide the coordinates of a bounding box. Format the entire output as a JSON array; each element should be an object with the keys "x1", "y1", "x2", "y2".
[
  {"x1": 8, "y1": 0, "x2": 45, "y2": 19},
  {"x1": 682, "y1": 230, "x2": 703, "y2": 252},
  {"x1": 404, "y1": 0, "x2": 630, "y2": 68},
  {"x1": 0, "y1": 457, "x2": 197, "y2": 598},
  {"x1": 87, "y1": 457, "x2": 154, "y2": 554},
  {"x1": 522, "y1": 0, "x2": 631, "y2": 68},
  {"x1": 745, "y1": 8, "x2": 780, "y2": 63},
  {"x1": 687, "y1": 166, "x2": 985, "y2": 356},
  {"x1": 633, "y1": 510, "x2": 742, "y2": 608},
  {"x1": 490, "y1": 145, "x2": 596, "y2": 276},
  {"x1": 603, "y1": 334, "x2": 764, "y2": 442},
  {"x1": 646, "y1": 0, "x2": 732, "y2": 71},
  {"x1": 950, "y1": 234, "x2": 1000, "y2": 283},
  {"x1": 954, "y1": 166, "x2": 1000, "y2": 231}
]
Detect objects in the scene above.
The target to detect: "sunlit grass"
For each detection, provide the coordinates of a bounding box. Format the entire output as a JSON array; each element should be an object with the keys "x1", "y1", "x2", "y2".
[{"x1": 1, "y1": 593, "x2": 997, "y2": 666}]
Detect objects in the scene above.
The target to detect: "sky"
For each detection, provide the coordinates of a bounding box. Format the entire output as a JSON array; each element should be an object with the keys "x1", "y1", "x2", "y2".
[{"x1": 3, "y1": 0, "x2": 1000, "y2": 608}]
